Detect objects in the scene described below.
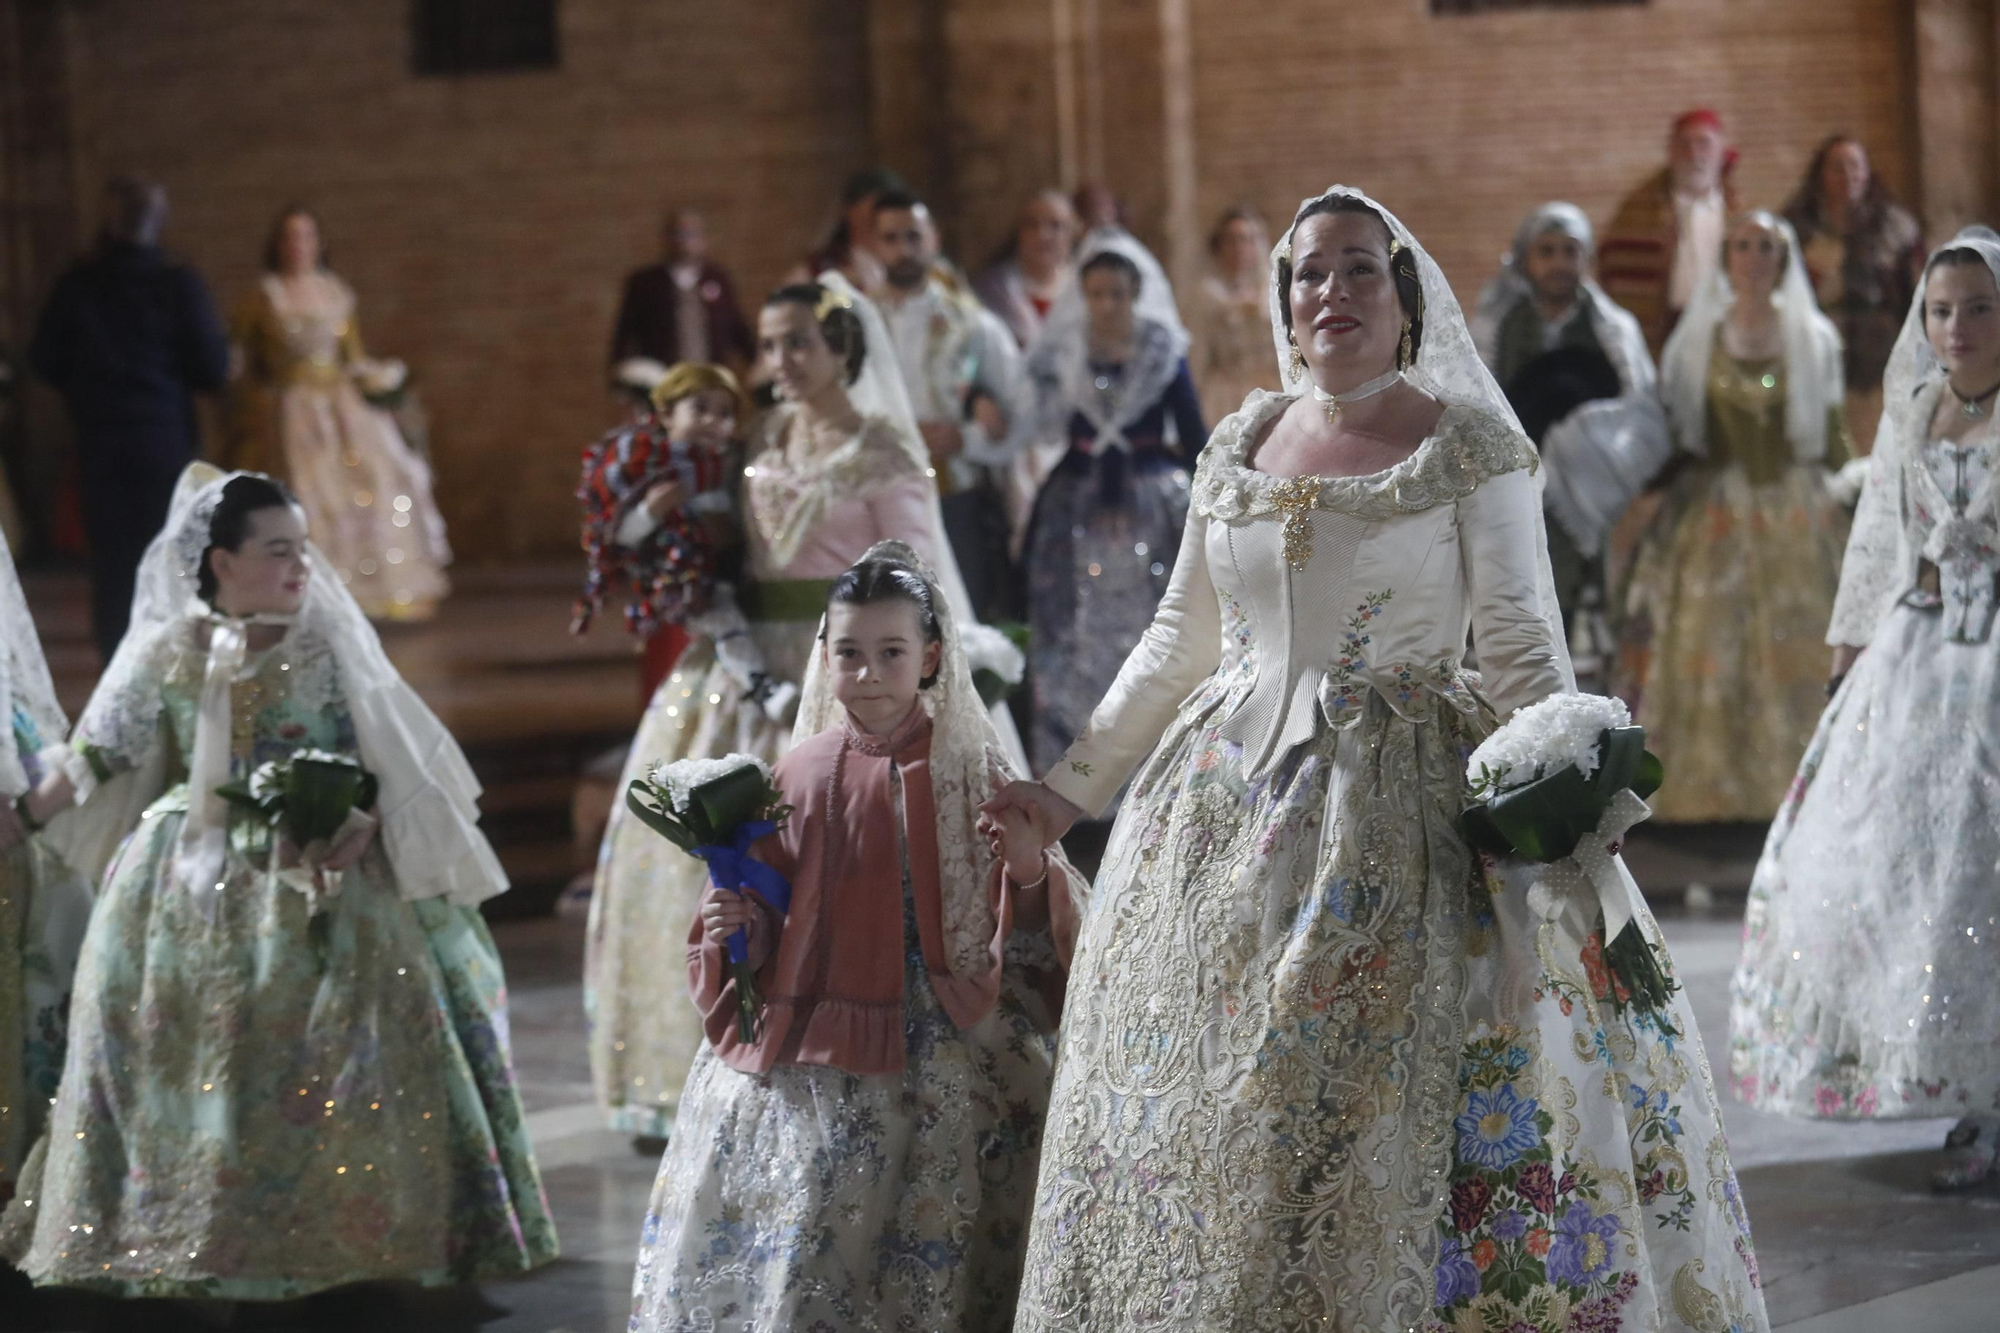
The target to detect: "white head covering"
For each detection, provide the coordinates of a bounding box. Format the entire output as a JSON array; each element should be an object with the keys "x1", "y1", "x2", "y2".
[
  {"x1": 1827, "y1": 227, "x2": 2000, "y2": 646},
  {"x1": 1271, "y1": 184, "x2": 1575, "y2": 687},
  {"x1": 1469, "y1": 201, "x2": 1657, "y2": 396},
  {"x1": 1659, "y1": 209, "x2": 1843, "y2": 463},
  {"x1": 65, "y1": 464, "x2": 506, "y2": 905},
  {"x1": 0, "y1": 524, "x2": 65, "y2": 800},
  {"x1": 1025, "y1": 225, "x2": 1190, "y2": 455},
  {"x1": 792, "y1": 538, "x2": 1020, "y2": 979}
]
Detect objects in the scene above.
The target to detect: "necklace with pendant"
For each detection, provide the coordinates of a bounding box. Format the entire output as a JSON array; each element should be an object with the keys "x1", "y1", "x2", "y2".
[
  {"x1": 1949, "y1": 375, "x2": 2000, "y2": 420},
  {"x1": 1310, "y1": 369, "x2": 1403, "y2": 425}
]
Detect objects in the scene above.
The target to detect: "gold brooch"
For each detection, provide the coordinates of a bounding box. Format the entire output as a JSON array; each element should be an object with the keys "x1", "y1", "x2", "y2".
[{"x1": 1271, "y1": 476, "x2": 1321, "y2": 570}]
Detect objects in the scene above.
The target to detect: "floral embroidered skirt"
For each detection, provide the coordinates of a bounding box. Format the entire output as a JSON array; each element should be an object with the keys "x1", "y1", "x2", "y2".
[
  {"x1": 586, "y1": 620, "x2": 817, "y2": 1138},
  {"x1": 1025, "y1": 448, "x2": 1190, "y2": 778},
  {"x1": 1614, "y1": 462, "x2": 1846, "y2": 822},
  {"x1": 0, "y1": 835, "x2": 92, "y2": 1201},
  {"x1": 1013, "y1": 684, "x2": 1767, "y2": 1333},
  {"x1": 1731, "y1": 599, "x2": 2000, "y2": 1120},
  {"x1": 0, "y1": 792, "x2": 557, "y2": 1297},
  {"x1": 628, "y1": 889, "x2": 1056, "y2": 1332}
]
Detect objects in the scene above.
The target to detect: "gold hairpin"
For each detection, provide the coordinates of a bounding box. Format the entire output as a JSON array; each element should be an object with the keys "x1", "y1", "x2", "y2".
[{"x1": 814, "y1": 288, "x2": 853, "y2": 322}]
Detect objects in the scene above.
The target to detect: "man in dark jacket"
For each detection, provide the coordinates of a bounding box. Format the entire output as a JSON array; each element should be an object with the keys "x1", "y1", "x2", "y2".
[
  {"x1": 608, "y1": 207, "x2": 754, "y2": 377},
  {"x1": 31, "y1": 177, "x2": 229, "y2": 660}
]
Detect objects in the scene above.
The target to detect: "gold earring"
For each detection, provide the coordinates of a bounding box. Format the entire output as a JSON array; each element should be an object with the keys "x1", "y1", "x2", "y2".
[
  {"x1": 1288, "y1": 332, "x2": 1307, "y2": 381},
  {"x1": 1398, "y1": 320, "x2": 1413, "y2": 371}
]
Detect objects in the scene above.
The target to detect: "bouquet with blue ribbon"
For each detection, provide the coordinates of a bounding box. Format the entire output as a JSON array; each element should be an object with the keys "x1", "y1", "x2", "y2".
[{"x1": 625, "y1": 754, "x2": 794, "y2": 1043}]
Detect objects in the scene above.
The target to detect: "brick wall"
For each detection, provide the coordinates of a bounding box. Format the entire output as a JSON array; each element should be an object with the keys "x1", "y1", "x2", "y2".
[
  {"x1": 1188, "y1": 0, "x2": 1917, "y2": 308},
  {"x1": 47, "y1": 0, "x2": 871, "y2": 558},
  {"x1": 15, "y1": 0, "x2": 1925, "y2": 559}
]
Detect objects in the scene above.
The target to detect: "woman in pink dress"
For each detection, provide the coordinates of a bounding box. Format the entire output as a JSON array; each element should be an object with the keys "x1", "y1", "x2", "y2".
[{"x1": 585, "y1": 275, "x2": 1017, "y2": 1139}]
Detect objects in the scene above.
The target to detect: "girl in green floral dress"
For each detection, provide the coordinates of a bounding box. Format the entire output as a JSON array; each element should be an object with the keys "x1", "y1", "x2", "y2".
[{"x1": 0, "y1": 466, "x2": 556, "y2": 1299}]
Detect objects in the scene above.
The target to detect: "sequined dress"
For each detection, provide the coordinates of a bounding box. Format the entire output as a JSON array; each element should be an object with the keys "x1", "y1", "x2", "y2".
[
  {"x1": 0, "y1": 704, "x2": 92, "y2": 1203},
  {"x1": 230, "y1": 273, "x2": 451, "y2": 620},
  {"x1": 586, "y1": 407, "x2": 964, "y2": 1137},
  {"x1": 1615, "y1": 343, "x2": 1849, "y2": 822},
  {"x1": 627, "y1": 762, "x2": 1056, "y2": 1332},
  {"x1": 1731, "y1": 381, "x2": 2000, "y2": 1120},
  {"x1": 1016, "y1": 393, "x2": 1767, "y2": 1333},
  {"x1": 0, "y1": 620, "x2": 556, "y2": 1297}
]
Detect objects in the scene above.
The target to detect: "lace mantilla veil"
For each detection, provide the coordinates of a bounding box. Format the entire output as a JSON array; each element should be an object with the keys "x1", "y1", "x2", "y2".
[
  {"x1": 52, "y1": 463, "x2": 506, "y2": 905},
  {"x1": 1269, "y1": 185, "x2": 1576, "y2": 690},
  {"x1": 0, "y1": 523, "x2": 66, "y2": 799},
  {"x1": 791, "y1": 538, "x2": 1024, "y2": 980},
  {"x1": 1659, "y1": 210, "x2": 1843, "y2": 462},
  {"x1": 1026, "y1": 226, "x2": 1191, "y2": 453},
  {"x1": 1827, "y1": 227, "x2": 2000, "y2": 646}
]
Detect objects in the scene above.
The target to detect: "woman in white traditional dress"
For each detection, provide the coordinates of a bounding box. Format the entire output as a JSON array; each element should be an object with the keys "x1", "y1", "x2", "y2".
[
  {"x1": 585, "y1": 275, "x2": 1022, "y2": 1139},
  {"x1": 0, "y1": 525, "x2": 92, "y2": 1205},
  {"x1": 229, "y1": 206, "x2": 451, "y2": 620},
  {"x1": 0, "y1": 466, "x2": 555, "y2": 1297},
  {"x1": 1614, "y1": 211, "x2": 1850, "y2": 823},
  {"x1": 985, "y1": 186, "x2": 1767, "y2": 1333},
  {"x1": 1730, "y1": 229, "x2": 2000, "y2": 1189}
]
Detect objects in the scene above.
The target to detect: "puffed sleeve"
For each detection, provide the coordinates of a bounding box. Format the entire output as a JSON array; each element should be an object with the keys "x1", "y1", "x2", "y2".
[
  {"x1": 1044, "y1": 503, "x2": 1221, "y2": 816},
  {"x1": 1458, "y1": 466, "x2": 1571, "y2": 720},
  {"x1": 66, "y1": 620, "x2": 181, "y2": 794}
]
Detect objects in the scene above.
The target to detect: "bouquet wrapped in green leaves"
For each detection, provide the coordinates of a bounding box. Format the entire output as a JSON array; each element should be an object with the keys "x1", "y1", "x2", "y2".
[
  {"x1": 625, "y1": 753, "x2": 793, "y2": 1043},
  {"x1": 216, "y1": 749, "x2": 379, "y2": 910},
  {"x1": 1462, "y1": 693, "x2": 1679, "y2": 1032}
]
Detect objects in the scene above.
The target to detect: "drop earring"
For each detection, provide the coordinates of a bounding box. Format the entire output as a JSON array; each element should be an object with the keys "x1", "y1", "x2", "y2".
[
  {"x1": 1288, "y1": 332, "x2": 1307, "y2": 382},
  {"x1": 1397, "y1": 320, "x2": 1413, "y2": 371}
]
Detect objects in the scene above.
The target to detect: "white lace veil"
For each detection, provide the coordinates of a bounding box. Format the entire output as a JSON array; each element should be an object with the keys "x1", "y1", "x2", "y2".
[
  {"x1": 1469, "y1": 201, "x2": 1657, "y2": 396},
  {"x1": 1025, "y1": 226, "x2": 1191, "y2": 453},
  {"x1": 1659, "y1": 210, "x2": 1842, "y2": 462},
  {"x1": 61, "y1": 463, "x2": 507, "y2": 905},
  {"x1": 809, "y1": 271, "x2": 1029, "y2": 768},
  {"x1": 0, "y1": 524, "x2": 66, "y2": 799},
  {"x1": 791, "y1": 538, "x2": 1018, "y2": 979},
  {"x1": 1827, "y1": 227, "x2": 2000, "y2": 646},
  {"x1": 1271, "y1": 185, "x2": 1576, "y2": 688}
]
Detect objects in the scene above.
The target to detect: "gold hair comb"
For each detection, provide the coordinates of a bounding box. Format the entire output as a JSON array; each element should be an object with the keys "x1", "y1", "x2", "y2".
[{"x1": 814, "y1": 288, "x2": 854, "y2": 322}]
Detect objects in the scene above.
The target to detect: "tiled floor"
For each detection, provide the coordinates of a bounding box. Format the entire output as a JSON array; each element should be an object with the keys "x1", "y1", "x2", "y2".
[{"x1": 11, "y1": 902, "x2": 1995, "y2": 1332}]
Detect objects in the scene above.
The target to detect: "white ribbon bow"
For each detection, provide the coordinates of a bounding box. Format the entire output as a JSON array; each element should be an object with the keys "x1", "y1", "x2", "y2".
[
  {"x1": 172, "y1": 612, "x2": 294, "y2": 907},
  {"x1": 1523, "y1": 787, "x2": 1651, "y2": 941}
]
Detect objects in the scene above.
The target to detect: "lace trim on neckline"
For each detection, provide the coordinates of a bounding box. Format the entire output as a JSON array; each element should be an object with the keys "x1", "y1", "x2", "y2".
[{"x1": 1192, "y1": 391, "x2": 1536, "y2": 522}]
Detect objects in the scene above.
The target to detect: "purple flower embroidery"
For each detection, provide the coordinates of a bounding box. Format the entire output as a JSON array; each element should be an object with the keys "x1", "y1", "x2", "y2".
[
  {"x1": 1516, "y1": 1161, "x2": 1558, "y2": 1214},
  {"x1": 1434, "y1": 1236, "x2": 1481, "y2": 1308},
  {"x1": 1490, "y1": 1208, "x2": 1528, "y2": 1241},
  {"x1": 1545, "y1": 1200, "x2": 1621, "y2": 1287}
]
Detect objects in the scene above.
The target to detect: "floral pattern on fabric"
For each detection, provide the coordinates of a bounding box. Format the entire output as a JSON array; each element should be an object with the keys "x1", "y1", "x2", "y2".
[
  {"x1": 0, "y1": 627, "x2": 555, "y2": 1296},
  {"x1": 627, "y1": 831, "x2": 1055, "y2": 1332}
]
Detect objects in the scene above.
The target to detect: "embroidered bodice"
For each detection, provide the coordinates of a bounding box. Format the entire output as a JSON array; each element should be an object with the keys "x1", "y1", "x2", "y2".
[
  {"x1": 238, "y1": 274, "x2": 363, "y2": 390},
  {"x1": 1829, "y1": 380, "x2": 2000, "y2": 647},
  {"x1": 743, "y1": 407, "x2": 948, "y2": 581},
  {"x1": 1048, "y1": 392, "x2": 1570, "y2": 811}
]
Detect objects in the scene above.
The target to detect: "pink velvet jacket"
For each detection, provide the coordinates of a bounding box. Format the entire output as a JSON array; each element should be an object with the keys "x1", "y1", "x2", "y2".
[{"x1": 688, "y1": 707, "x2": 1070, "y2": 1076}]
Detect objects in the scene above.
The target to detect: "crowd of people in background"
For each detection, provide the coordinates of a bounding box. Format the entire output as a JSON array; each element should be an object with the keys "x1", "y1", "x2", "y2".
[{"x1": 5, "y1": 94, "x2": 1998, "y2": 1332}]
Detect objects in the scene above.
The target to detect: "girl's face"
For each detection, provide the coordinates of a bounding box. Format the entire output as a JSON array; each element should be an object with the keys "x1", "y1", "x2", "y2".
[
  {"x1": 1924, "y1": 259, "x2": 2000, "y2": 384},
  {"x1": 277, "y1": 213, "x2": 320, "y2": 275},
  {"x1": 758, "y1": 302, "x2": 843, "y2": 402},
  {"x1": 666, "y1": 387, "x2": 737, "y2": 451},
  {"x1": 209, "y1": 504, "x2": 310, "y2": 616},
  {"x1": 1082, "y1": 266, "x2": 1137, "y2": 344},
  {"x1": 1287, "y1": 211, "x2": 1402, "y2": 381},
  {"x1": 1216, "y1": 217, "x2": 1267, "y2": 278},
  {"x1": 823, "y1": 599, "x2": 939, "y2": 736},
  {"x1": 1725, "y1": 219, "x2": 1786, "y2": 301}
]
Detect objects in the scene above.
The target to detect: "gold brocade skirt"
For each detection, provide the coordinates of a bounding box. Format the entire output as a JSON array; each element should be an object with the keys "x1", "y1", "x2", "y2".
[{"x1": 1614, "y1": 462, "x2": 1847, "y2": 823}]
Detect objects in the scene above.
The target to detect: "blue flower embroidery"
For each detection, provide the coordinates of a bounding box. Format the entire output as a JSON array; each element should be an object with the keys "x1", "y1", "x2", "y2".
[
  {"x1": 1454, "y1": 1082, "x2": 1540, "y2": 1171},
  {"x1": 1433, "y1": 1236, "x2": 1480, "y2": 1308}
]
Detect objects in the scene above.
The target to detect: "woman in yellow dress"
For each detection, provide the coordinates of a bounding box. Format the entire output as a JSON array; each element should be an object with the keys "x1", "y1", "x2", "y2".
[
  {"x1": 1617, "y1": 211, "x2": 1850, "y2": 822},
  {"x1": 229, "y1": 206, "x2": 450, "y2": 620}
]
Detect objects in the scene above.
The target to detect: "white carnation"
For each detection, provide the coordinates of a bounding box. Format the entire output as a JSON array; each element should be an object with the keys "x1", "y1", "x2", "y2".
[
  {"x1": 1466, "y1": 691, "x2": 1631, "y2": 793},
  {"x1": 958, "y1": 623, "x2": 1025, "y2": 686},
  {"x1": 649, "y1": 753, "x2": 774, "y2": 815}
]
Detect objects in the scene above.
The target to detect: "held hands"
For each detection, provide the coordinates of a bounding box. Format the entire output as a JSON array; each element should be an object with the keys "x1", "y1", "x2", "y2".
[
  {"x1": 977, "y1": 780, "x2": 1085, "y2": 853},
  {"x1": 985, "y1": 804, "x2": 1049, "y2": 887}
]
